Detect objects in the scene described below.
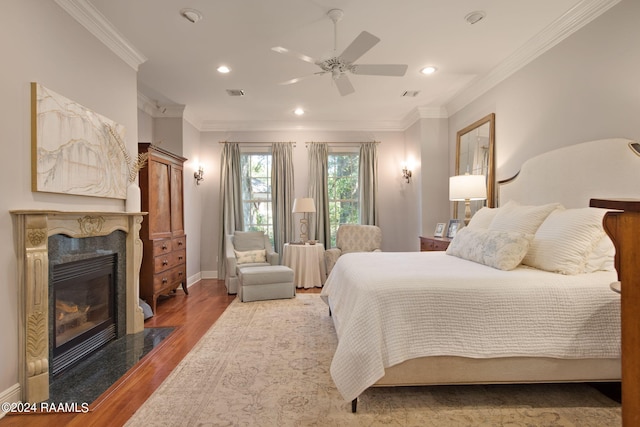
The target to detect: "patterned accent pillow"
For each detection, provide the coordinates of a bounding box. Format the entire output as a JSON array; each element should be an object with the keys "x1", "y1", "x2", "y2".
[
  {"x1": 234, "y1": 249, "x2": 267, "y2": 264},
  {"x1": 446, "y1": 227, "x2": 533, "y2": 271}
]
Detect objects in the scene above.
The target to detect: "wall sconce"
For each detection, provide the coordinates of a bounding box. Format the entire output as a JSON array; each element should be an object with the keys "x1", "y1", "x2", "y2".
[
  {"x1": 402, "y1": 165, "x2": 412, "y2": 183},
  {"x1": 194, "y1": 166, "x2": 204, "y2": 185}
]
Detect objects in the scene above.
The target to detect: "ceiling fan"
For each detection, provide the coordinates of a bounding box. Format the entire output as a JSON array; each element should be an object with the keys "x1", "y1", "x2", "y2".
[{"x1": 271, "y1": 9, "x2": 408, "y2": 96}]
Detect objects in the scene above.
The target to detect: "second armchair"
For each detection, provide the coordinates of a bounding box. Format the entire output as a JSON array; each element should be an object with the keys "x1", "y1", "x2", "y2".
[{"x1": 325, "y1": 224, "x2": 382, "y2": 276}]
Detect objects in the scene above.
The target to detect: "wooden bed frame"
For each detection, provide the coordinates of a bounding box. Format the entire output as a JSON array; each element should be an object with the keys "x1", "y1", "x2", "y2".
[{"x1": 350, "y1": 138, "x2": 640, "y2": 412}]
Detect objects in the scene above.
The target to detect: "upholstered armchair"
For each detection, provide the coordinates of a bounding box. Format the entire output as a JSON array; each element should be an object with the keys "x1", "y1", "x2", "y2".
[
  {"x1": 325, "y1": 224, "x2": 382, "y2": 276},
  {"x1": 225, "y1": 231, "x2": 279, "y2": 294}
]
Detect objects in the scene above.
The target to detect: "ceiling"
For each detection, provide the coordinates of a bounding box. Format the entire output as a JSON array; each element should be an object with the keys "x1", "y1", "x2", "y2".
[{"x1": 77, "y1": 0, "x2": 605, "y2": 130}]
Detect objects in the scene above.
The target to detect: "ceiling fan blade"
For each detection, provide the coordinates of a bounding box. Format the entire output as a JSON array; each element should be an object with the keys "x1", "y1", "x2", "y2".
[
  {"x1": 339, "y1": 31, "x2": 380, "y2": 64},
  {"x1": 271, "y1": 46, "x2": 318, "y2": 64},
  {"x1": 334, "y1": 74, "x2": 355, "y2": 96},
  {"x1": 278, "y1": 72, "x2": 325, "y2": 85},
  {"x1": 351, "y1": 64, "x2": 408, "y2": 76}
]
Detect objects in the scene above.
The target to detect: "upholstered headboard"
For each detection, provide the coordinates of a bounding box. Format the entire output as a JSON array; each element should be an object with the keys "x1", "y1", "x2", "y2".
[{"x1": 499, "y1": 138, "x2": 640, "y2": 208}]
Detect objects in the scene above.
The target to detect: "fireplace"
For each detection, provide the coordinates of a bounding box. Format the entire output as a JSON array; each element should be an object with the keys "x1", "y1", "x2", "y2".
[
  {"x1": 51, "y1": 254, "x2": 117, "y2": 376},
  {"x1": 12, "y1": 210, "x2": 145, "y2": 403}
]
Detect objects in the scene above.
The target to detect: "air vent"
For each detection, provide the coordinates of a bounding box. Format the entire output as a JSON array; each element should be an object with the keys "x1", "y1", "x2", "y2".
[
  {"x1": 402, "y1": 90, "x2": 420, "y2": 97},
  {"x1": 226, "y1": 89, "x2": 245, "y2": 97}
]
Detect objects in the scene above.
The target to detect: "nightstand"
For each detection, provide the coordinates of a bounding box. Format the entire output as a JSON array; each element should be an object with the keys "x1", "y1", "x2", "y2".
[
  {"x1": 419, "y1": 236, "x2": 452, "y2": 251},
  {"x1": 282, "y1": 243, "x2": 326, "y2": 289}
]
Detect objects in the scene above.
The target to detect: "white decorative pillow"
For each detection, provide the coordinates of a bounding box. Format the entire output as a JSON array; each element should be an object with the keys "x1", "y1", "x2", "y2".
[
  {"x1": 234, "y1": 249, "x2": 267, "y2": 264},
  {"x1": 467, "y1": 207, "x2": 498, "y2": 229},
  {"x1": 489, "y1": 200, "x2": 561, "y2": 235},
  {"x1": 584, "y1": 234, "x2": 616, "y2": 273},
  {"x1": 522, "y1": 208, "x2": 609, "y2": 275},
  {"x1": 446, "y1": 227, "x2": 533, "y2": 271}
]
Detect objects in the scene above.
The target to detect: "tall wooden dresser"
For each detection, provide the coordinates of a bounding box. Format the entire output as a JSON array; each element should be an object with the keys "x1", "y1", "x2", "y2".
[{"x1": 138, "y1": 143, "x2": 188, "y2": 314}]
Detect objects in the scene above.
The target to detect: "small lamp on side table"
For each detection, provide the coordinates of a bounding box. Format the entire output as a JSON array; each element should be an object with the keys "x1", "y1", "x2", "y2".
[
  {"x1": 449, "y1": 174, "x2": 487, "y2": 226},
  {"x1": 292, "y1": 198, "x2": 316, "y2": 242}
]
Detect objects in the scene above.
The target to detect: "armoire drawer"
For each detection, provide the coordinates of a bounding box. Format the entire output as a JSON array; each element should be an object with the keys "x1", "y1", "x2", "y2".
[
  {"x1": 172, "y1": 235, "x2": 186, "y2": 250},
  {"x1": 153, "y1": 265, "x2": 186, "y2": 292},
  {"x1": 153, "y1": 249, "x2": 186, "y2": 272},
  {"x1": 152, "y1": 238, "x2": 173, "y2": 256}
]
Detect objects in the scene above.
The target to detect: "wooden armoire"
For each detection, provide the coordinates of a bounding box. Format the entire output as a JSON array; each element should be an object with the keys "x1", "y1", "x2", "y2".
[{"x1": 138, "y1": 143, "x2": 188, "y2": 314}]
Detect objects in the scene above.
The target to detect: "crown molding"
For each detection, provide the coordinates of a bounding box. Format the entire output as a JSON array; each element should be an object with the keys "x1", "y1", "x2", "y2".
[
  {"x1": 399, "y1": 107, "x2": 450, "y2": 130},
  {"x1": 54, "y1": 0, "x2": 147, "y2": 70},
  {"x1": 198, "y1": 119, "x2": 407, "y2": 133},
  {"x1": 445, "y1": 0, "x2": 621, "y2": 116}
]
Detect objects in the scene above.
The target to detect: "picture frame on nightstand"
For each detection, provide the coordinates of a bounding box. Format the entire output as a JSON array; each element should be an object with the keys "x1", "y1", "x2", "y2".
[
  {"x1": 446, "y1": 219, "x2": 462, "y2": 238},
  {"x1": 434, "y1": 223, "x2": 446, "y2": 238}
]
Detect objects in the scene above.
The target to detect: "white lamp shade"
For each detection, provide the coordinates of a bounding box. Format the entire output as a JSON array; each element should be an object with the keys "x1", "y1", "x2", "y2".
[
  {"x1": 449, "y1": 174, "x2": 487, "y2": 201},
  {"x1": 292, "y1": 197, "x2": 316, "y2": 213}
]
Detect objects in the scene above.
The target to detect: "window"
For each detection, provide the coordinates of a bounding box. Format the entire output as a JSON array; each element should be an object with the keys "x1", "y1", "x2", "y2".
[
  {"x1": 327, "y1": 152, "x2": 360, "y2": 246},
  {"x1": 241, "y1": 153, "x2": 273, "y2": 242}
]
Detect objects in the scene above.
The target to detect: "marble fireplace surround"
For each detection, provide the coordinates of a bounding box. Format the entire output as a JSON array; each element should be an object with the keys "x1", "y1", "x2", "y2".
[{"x1": 11, "y1": 210, "x2": 145, "y2": 403}]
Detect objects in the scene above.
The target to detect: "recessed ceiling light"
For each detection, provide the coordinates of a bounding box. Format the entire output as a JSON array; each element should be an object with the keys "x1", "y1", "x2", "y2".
[
  {"x1": 217, "y1": 65, "x2": 231, "y2": 74},
  {"x1": 180, "y1": 8, "x2": 203, "y2": 24},
  {"x1": 465, "y1": 10, "x2": 486, "y2": 25},
  {"x1": 420, "y1": 66, "x2": 437, "y2": 75},
  {"x1": 294, "y1": 108, "x2": 305, "y2": 116}
]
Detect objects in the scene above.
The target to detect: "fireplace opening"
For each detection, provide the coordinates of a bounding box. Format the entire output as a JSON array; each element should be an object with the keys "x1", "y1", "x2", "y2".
[{"x1": 51, "y1": 254, "x2": 117, "y2": 377}]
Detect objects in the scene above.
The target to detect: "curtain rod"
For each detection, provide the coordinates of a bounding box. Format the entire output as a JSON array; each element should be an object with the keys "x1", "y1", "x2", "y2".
[
  {"x1": 305, "y1": 141, "x2": 380, "y2": 148},
  {"x1": 218, "y1": 141, "x2": 296, "y2": 147}
]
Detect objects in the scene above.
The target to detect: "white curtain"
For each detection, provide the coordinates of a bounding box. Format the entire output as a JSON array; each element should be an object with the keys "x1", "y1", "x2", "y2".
[
  {"x1": 308, "y1": 143, "x2": 331, "y2": 247},
  {"x1": 271, "y1": 142, "x2": 295, "y2": 258},
  {"x1": 359, "y1": 142, "x2": 379, "y2": 225},
  {"x1": 217, "y1": 143, "x2": 243, "y2": 279}
]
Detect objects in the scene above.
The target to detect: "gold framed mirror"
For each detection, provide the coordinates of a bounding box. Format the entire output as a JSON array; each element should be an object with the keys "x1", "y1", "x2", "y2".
[{"x1": 454, "y1": 113, "x2": 495, "y2": 220}]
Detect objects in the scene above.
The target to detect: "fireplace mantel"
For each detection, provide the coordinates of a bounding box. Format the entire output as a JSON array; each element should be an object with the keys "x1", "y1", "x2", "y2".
[{"x1": 11, "y1": 210, "x2": 146, "y2": 403}]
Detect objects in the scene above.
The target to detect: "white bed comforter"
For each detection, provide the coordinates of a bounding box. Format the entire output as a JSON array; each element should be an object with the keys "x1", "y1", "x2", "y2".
[{"x1": 320, "y1": 251, "x2": 620, "y2": 401}]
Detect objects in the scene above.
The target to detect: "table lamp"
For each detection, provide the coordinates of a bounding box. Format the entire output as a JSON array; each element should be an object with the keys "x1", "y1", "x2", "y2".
[
  {"x1": 292, "y1": 198, "x2": 316, "y2": 242},
  {"x1": 449, "y1": 174, "x2": 487, "y2": 226}
]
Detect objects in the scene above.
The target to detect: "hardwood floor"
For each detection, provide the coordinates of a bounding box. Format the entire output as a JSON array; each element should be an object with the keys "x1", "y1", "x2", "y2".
[{"x1": 1, "y1": 280, "x2": 320, "y2": 427}]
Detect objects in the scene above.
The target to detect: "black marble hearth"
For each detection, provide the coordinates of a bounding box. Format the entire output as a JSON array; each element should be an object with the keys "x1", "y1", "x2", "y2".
[{"x1": 48, "y1": 327, "x2": 173, "y2": 405}]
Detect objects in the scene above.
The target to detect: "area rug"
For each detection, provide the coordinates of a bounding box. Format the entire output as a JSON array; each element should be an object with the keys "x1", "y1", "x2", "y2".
[{"x1": 125, "y1": 295, "x2": 621, "y2": 426}]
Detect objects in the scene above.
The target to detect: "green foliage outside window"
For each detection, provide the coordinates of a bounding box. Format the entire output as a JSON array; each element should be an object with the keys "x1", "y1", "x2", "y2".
[
  {"x1": 241, "y1": 153, "x2": 274, "y2": 243},
  {"x1": 328, "y1": 153, "x2": 360, "y2": 247}
]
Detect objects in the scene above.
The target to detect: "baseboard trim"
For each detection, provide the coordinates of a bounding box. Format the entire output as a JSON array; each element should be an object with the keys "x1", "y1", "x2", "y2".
[
  {"x1": 0, "y1": 383, "x2": 21, "y2": 419},
  {"x1": 187, "y1": 272, "x2": 202, "y2": 288},
  {"x1": 201, "y1": 270, "x2": 218, "y2": 279}
]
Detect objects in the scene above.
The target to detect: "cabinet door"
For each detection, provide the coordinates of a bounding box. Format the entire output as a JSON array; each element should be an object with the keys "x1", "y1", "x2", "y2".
[
  {"x1": 170, "y1": 164, "x2": 185, "y2": 236},
  {"x1": 149, "y1": 159, "x2": 172, "y2": 239}
]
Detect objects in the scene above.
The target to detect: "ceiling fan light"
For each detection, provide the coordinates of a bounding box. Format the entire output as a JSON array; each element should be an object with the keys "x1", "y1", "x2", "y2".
[
  {"x1": 294, "y1": 108, "x2": 305, "y2": 116},
  {"x1": 217, "y1": 65, "x2": 231, "y2": 74},
  {"x1": 420, "y1": 66, "x2": 437, "y2": 75}
]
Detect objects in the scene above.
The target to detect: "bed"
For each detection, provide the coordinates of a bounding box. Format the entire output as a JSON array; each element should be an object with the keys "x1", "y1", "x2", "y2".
[{"x1": 320, "y1": 138, "x2": 640, "y2": 411}]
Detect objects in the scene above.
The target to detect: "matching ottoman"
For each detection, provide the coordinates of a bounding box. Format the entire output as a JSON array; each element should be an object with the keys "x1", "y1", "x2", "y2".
[{"x1": 238, "y1": 265, "x2": 295, "y2": 302}]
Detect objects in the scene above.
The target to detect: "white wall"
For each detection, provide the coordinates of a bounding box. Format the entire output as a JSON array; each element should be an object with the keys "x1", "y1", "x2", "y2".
[
  {"x1": 182, "y1": 120, "x2": 203, "y2": 284},
  {"x1": 419, "y1": 118, "x2": 450, "y2": 241},
  {"x1": 0, "y1": 0, "x2": 138, "y2": 398},
  {"x1": 449, "y1": 0, "x2": 640, "y2": 186},
  {"x1": 137, "y1": 108, "x2": 153, "y2": 142}
]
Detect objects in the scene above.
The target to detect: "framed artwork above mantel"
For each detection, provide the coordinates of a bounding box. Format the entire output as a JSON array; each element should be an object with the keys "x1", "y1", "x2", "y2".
[{"x1": 31, "y1": 82, "x2": 129, "y2": 199}]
